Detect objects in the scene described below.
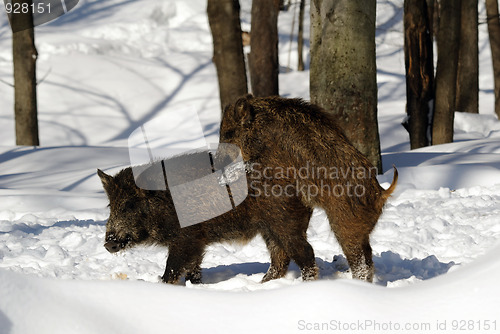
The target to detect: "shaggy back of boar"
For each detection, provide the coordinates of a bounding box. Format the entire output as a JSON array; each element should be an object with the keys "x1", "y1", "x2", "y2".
[
  {"x1": 220, "y1": 95, "x2": 398, "y2": 282},
  {"x1": 98, "y1": 149, "x2": 317, "y2": 284}
]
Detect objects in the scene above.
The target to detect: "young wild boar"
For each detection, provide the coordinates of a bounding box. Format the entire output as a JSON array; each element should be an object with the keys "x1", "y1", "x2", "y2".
[
  {"x1": 219, "y1": 95, "x2": 398, "y2": 282},
  {"x1": 98, "y1": 149, "x2": 318, "y2": 284}
]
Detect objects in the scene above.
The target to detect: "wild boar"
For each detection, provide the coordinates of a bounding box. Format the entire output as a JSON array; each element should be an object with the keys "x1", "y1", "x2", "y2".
[{"x1": 219, "y1": 95, "x2": 398, "y2": 282}]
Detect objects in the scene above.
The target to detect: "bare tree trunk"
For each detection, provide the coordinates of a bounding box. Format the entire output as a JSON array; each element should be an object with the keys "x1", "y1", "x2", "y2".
[
  {"x1": 432, "y1": 0, "x2": 461, "y2": 145},
  {"x1": 428, "y1": 0, "x2": 440, "y2": 39},
  {"x1": 310, "y1": 0, "x2": 381, "y2": 171},
  {"x1": 486, "y1": 0, "x2": 500, "y2": 118},
  {"x1": 248, "y1": 0, "x2": 280, "y2": 97},
  {"x1": 12, "y1": 0, "x2": 39, "y2": 146},
  {"x1": 404, "y1": 0, "x2": 434, "y2": 149},
  {"x1": 207, "y1": 0, "x2": 248, "y2": 112},
  {"x1": 426, "y1": 0, "x2": 436, "y2": 39},
  {"x1": 456, "y1": 0, "x2": 479, "y2": 114},
  {"x1": 297, "y1": 0, "x2": 305, "y2": 71}
]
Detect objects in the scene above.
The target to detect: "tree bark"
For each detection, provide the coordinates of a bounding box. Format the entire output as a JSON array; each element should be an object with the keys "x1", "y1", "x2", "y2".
[
  {"x1": 248, "y1": 0, "x2": 280, "y2": 97},
  {"x1": 297, "y1": 0, "x2": 305, "y2": 71},
  {"x1": 486, "y1": 0, "x2": 500, "y2": 118},
  {"x1": 12, "y1": 0, "x2": 39, "y2": 146},
  {"x1": 432, "y1": 0, "x2": 461, "y2": 145},
  {"x1": 456, "y1": 0, "x2": 479, "y2": 114},
  {"x1": 310, "y1": 0, "x2": 381, "y2": 172},
  {"x1": 428, "y1": 0, "x2": 439, "y2": 39},
  {"x1": 207, "y1": 0, "x2": 248, "y2": 112},
  {"x1": 426, "y1": 0, "x2": 436, "y2": 39},
  {"x1": 404, "y1": 0, "x2": 434, "y2": 149}
]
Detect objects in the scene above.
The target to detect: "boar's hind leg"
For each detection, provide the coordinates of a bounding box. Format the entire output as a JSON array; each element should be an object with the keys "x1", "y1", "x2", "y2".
[
  {"x1": 261, "y1": 232, "x2": 291, "y2": 283},
  {"x1": 342, "y1": 237, "x2": 374, "y2": 282},
  {"x1": 329, "y1": 215, "x2": 375, "y2": 282},
  {"x1": 287, "y1": 235, "x2": 318, "y2": 281},
  {"x1": 162, "y1": 243, "x2": 204, "y2": 284}
]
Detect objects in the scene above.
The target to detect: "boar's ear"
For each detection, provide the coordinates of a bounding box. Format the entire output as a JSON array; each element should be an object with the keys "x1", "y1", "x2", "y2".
[
  {"x1": 97, "y1": 169, "x2": 114, "y2": 189},
  {"x1": 235, "y1": 95, "x2": 254, "y2": 126}
]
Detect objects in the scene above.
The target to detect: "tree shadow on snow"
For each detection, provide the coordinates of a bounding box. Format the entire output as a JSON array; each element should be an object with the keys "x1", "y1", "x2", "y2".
[
  {"x1": 0, "y1": 309, "x2": 12, "y2": 334},
  {"x1": 200, "y1": 252, "x2": 455, "y2": 286},
  {"x1": 0, "y1": 219, "x2": 105, "y2": 236}
]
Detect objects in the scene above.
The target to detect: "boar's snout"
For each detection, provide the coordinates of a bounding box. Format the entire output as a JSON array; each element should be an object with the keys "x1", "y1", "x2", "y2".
[
  {"x1": 104, "y1": 240, "x2": 121, "y2": 253},
  {"x1": 104, "y1": 233, "x2": 132, "y2": 253}
]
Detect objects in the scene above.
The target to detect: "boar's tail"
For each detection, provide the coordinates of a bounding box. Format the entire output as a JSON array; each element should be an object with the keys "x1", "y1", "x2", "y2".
[{"x1": 378, "y1": 165, "x2": 398, "y2": 208}]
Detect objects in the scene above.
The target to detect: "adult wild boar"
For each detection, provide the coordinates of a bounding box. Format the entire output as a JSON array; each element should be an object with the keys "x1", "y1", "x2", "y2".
[{"x1": 219, "y1": 95, "x2": 398, "y2": 282}]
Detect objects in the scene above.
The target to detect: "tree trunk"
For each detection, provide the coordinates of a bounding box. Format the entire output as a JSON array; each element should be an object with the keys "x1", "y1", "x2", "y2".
[
  {"x1": 310, "y1": 0, "x2": 381, "y2": 172},
  {"x1": 428, "y1": 0, "x2": 439, "y2": 39},
  {"x1": 432, "y1": 0, "x2": 461, "y2": 145},
  {"x1": 297, "y1": 0, "x2": 305, "y2": 71},
  {"x1": 404, "y1": 0, "x2": 434, "y2": 149},
  {"x1": 486, "y1": 0, "x2": 500, "y2": 119},
  {"x1": 207, "y1": 0, "x2": 248, "y2": 112},
  {"x1": 12, "y1": 0, "x2": 39, "y2": 146},
  {"x1": 248, "y1": 0, "x2": 280, "y2": 97},
  {"x1": 426, "y1": 0, "x2": 436, "y2": 39},
  {"x1": 456, "y1": 0, "x2": 479, "y2": 114}
]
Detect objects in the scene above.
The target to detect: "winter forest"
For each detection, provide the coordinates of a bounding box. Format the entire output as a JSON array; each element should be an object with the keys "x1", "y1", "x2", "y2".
[{"x1": 0, "y1": 0, "x2": 500, "y2": 333}]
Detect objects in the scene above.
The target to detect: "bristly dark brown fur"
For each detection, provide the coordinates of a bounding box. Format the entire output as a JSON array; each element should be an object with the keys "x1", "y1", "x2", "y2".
[
  {"x1": 98, "y1": 150, "x2": 317, "y2": 284},
  {"x1": 219, "y1": 95, "x2": 398, "y2": 282}
]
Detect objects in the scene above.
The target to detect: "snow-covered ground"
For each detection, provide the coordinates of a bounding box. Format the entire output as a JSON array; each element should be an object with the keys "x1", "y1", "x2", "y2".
[{"x1": 0, "y1": 0, "x2": 499, "y2": 333}]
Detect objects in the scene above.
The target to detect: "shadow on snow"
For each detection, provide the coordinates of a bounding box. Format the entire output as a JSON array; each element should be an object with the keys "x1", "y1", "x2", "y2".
[{"x1": 198, "y1": 253, "x2": 455, "y2": 287}]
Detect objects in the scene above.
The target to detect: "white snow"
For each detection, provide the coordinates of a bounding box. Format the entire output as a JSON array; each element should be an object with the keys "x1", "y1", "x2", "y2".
[{"x1": 0, "y1": 0, "x2": 499, "y2": 333}]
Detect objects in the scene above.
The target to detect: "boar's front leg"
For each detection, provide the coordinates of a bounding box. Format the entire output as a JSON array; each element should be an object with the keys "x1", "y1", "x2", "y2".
[{"x1": 162, "y1": 242, "x2": 205, "y2": 284}]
